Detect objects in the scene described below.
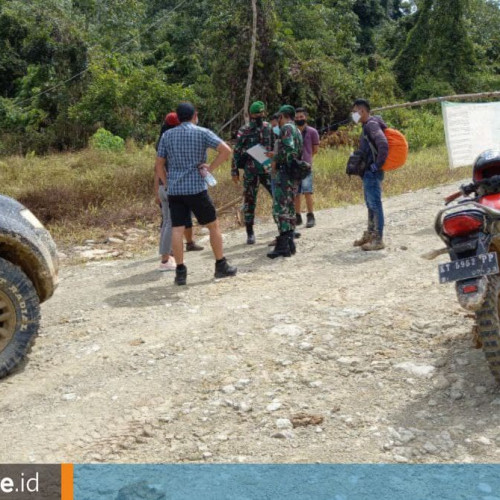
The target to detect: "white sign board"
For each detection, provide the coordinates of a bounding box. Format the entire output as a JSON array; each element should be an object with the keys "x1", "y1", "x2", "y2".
[{"x1": 442, "y1": 101, "x2": 500, "y2": 168}]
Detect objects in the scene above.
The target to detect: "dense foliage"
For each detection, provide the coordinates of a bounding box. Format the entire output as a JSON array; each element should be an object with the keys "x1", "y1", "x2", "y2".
[{"x1": 0, "y1": 0, "x2": 499, "y2": 154}]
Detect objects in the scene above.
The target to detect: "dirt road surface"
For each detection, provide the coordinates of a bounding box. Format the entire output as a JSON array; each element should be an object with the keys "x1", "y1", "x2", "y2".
[{"x1": 2, "y1": 182, "x2": 500, "y2": 466}]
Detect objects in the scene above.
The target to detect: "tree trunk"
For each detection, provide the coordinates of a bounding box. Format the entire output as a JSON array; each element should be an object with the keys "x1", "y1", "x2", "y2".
[{"x1": 243, "y1": 0, "x2": 258, "y2": 125}]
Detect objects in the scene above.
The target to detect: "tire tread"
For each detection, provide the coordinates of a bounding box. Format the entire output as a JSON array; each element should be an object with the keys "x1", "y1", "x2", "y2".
[{"x1": 475, "y1": 274, "x2": 500, "y2": 383}]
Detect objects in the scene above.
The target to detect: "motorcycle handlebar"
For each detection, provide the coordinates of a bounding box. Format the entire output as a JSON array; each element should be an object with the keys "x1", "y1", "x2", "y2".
[{"x1": 444, "y1": 176, "x2": 500, "y2": 205}]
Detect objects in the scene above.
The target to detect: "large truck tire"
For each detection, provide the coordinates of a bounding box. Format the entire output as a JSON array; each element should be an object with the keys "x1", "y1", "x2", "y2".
[{"x1": 0, "y1": 257, "x2": 40, "y2": 379}]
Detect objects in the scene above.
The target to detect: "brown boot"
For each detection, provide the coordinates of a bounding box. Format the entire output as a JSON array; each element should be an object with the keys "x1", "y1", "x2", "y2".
[
  {"x1": 361, "y1": 237, "x2": 385, "y2": 251},
  {"x1": 353, "y1": 230, "x2": 374, "y2": 247}
]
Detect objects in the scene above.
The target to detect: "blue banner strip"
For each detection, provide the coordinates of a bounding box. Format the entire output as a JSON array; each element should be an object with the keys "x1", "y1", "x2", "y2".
[{"x1": 73, "y1": 464, "x2": 500, "y2": 500}]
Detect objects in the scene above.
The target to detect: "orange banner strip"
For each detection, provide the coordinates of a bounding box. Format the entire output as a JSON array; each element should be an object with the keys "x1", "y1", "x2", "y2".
[{"x1": 61, "y1": 463, "x2": 74, "y2": 500}]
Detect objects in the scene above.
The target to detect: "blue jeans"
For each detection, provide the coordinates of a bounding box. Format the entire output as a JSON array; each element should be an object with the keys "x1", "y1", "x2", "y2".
[{"x1": 363, "y1": 169, "x2": 384, "y2": 237}]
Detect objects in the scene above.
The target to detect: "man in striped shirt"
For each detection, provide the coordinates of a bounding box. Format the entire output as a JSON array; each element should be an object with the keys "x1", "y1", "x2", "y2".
[{"x1": 155, "y1": 102, "x2": 237, "y2": 285}]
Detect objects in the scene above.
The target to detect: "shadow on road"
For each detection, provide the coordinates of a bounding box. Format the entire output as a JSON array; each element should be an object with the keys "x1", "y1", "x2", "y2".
[
  {"x1": 322, "y1": 249, "x2": 387, "y2": 266},
  {"x1": 104, "y1": 278, "x2": 215, "y2": 308},
  {"x1": 107, "y1": 270, "x2": 162, "y2": 288}
]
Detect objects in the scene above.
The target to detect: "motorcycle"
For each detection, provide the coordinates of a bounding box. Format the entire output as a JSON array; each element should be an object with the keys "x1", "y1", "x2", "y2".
[{"x1": 432, "y1": 150, "x2": 500, "y2": 383}]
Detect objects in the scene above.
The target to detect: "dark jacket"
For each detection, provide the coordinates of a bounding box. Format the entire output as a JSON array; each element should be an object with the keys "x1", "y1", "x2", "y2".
[
  {"x1": 156, "y1": 123, "x2": 169, "y2": 152},
  {"x1": 360, "y1": 115, "x2": 388, "y2": 169}
]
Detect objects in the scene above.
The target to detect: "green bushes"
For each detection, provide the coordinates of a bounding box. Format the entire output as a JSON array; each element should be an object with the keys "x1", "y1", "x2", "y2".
[
  {"x1": 89, "y1": 128, "x2": 125, "y2": 152},
  {"x1": 381, "y1": 108, "x2": 445, "y2": 150}
]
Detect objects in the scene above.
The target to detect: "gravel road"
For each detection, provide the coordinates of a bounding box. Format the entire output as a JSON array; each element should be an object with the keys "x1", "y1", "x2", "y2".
[{"x1": 1, "y1": 181, "x2": 499, "y2": 465}]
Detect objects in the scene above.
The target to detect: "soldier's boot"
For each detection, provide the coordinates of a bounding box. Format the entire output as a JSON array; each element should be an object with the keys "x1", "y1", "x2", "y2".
[
  {"x1": 174, "y1": 264, "x2": 187, "y2": 286},
  {"x1": 306, "y1": 212, "x2": 316, "y2": 228},
  {"x1": 246, "y1": 223, "x2": 255, "y2": 245},
  {"x1": 296, "y1": 213, "x2": 303, "y2": 226},
  {"x1": 287, "y1": 230, "x2": 296, "y2": 255},
  {"x1": 353, "y1": 230, "x2": 375, "y2": 247},
  {"x1": 267, "y1": 234, "x2": 292, "y2": 259},
  {"x1": 214, "y1": 257, "x2": 237, "y2": 279},
  {"x1": 294, "y1": 231, "x2": 301, "y2": 239},
  {"x1": 361, "y1": 235, "x2": 385, "y2": 251}
]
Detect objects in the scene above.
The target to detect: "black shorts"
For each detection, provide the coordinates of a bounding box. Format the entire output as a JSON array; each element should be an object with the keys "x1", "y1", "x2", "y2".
[{"x1": 168, "y1": 191, "x2": 217, "y2": 227}]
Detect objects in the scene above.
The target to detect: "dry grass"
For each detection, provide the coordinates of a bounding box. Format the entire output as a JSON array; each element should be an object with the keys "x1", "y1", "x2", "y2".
[{"x1": 0, "y1": 144, "x2": 471, "y2": 248}]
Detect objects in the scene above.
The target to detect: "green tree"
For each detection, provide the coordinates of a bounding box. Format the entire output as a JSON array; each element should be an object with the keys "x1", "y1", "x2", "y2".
[
  {"x1": 394, "y1": 0, "x2": 476, "y2": 95},
  {"x1": 393, "y1": 0, "x2": 433, "y2": 91}
]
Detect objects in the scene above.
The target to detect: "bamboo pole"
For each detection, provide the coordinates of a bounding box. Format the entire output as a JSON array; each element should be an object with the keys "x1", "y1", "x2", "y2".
[{"x1": 372, "y1": 91, "x2": 500, "y2": 112}]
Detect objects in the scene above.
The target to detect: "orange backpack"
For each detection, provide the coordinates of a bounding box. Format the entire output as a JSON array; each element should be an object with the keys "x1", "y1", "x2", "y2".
[{"x1": 382, "y1": 128, "x2": 408, "y2": 171}]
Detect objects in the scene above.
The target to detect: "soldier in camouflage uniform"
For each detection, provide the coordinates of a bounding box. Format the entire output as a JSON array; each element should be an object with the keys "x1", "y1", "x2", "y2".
[
  {"x1": 232, "y1": 101, "x2": 274, "y2": 244},
  {"x1": 267, "y1": 105, "x2": 303, "y2": 259}
]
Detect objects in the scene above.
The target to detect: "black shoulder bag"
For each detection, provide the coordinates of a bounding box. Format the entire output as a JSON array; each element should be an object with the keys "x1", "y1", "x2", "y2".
[
  {"x1": 286, "y1": 128, "x2": 311, "y2": 181},
  {"x1": 345, "y1": 131, "x2": 378, "y2": 177}
]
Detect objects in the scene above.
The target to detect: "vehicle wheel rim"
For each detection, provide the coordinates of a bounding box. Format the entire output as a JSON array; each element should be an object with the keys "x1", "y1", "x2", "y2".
[{"x1": 0, "y1": 290, "x2": 16, "y2": 352}]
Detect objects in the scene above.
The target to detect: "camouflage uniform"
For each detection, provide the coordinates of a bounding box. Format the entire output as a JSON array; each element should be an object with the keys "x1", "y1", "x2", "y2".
[
  {"x1": 232, "y1": 120, "x2": 274, "y2": 225},
  {"x1": 273, "y1": 122, "x2": 303, "y2": 233}
]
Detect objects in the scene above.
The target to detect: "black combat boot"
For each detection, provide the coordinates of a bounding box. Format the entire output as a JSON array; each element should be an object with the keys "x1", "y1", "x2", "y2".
[
  {"x1": 246, "y1": 223, "x2": 255, "y2": 245},
  {"x1": 174, "y1": 264, "x2": 187, "y2": 286},
  {"x1": 296, "y1": 213, "x2": 303, "y2": 226},
  {"x1": 306, "y1": 212, "x2": 316, "y2": 228},
  {"x1": 267, "y1": 233, "x2": 292, "y2": 259},
  {"x1": 287, "y1": 230, "x2": 296, "y2": 255},
  {"x1": 214, "y1": 257, "x2": 237, "y2": 279}
]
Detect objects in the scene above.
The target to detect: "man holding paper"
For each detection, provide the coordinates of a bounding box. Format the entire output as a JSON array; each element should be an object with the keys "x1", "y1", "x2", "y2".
[{"x1": 232, "y1": 101, "x2": 274, "y2": 244}]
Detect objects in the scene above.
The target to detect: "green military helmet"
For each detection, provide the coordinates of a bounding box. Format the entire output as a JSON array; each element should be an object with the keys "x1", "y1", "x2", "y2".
[{"x1": 249, "y1": 101, "x2": 266, "y2": 114}]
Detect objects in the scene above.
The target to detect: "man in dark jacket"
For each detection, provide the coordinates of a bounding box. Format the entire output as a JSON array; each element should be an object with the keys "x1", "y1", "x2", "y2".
[{"x1": 351, "y1": 98, "x2": 388, "y2": 251}]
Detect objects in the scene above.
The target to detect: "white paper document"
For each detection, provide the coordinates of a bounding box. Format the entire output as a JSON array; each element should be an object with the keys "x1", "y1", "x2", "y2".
[{"x1": 246, "y1": 144, "x2": 271, "y2": 166}]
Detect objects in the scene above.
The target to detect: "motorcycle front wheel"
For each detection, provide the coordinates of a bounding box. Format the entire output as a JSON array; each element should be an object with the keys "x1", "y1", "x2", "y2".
[{"x1": 475, "y1": 274, "x2": 500, "y2": 383}]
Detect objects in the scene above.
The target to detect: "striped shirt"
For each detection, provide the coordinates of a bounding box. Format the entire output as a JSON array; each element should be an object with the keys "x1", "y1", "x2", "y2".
[{"x1": 157, "y1": 122, "x2": 222, "y2": 195}]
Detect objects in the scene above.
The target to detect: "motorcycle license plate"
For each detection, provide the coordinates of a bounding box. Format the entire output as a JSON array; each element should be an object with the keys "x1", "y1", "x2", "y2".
[{"x1": 438, "y1": 252, "x2": 499, "y2": 284}]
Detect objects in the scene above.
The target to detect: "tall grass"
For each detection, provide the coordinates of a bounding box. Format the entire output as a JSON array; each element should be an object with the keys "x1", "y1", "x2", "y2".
[{"x1": 0, "y1": 144, "x2": 471, "y2": 246}]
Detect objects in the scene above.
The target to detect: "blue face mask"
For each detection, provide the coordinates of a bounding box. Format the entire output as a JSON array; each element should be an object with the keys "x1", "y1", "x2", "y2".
[{"x1": 273, "y1": 126, "x2": 280, "y2": 136}]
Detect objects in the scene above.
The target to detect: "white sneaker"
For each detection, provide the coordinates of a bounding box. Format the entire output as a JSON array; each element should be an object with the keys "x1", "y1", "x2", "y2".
[{"x1": 159, "y1": 257, "x2": 176, "y2": 271}]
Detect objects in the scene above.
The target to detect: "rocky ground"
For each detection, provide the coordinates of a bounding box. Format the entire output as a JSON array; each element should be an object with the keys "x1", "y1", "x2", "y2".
[{"x1": 1, "y1": 181, "x2": 500, "y2": 467}]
